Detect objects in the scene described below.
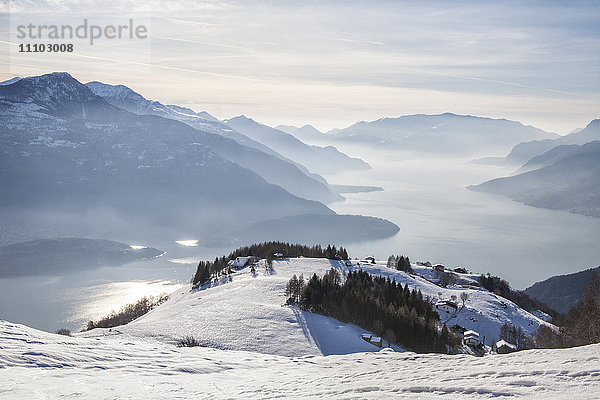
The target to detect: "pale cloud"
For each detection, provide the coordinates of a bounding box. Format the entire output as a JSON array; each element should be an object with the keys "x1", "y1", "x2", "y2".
[{"x1": 1, "y1": 0, "x2": 598, "y2": 133}]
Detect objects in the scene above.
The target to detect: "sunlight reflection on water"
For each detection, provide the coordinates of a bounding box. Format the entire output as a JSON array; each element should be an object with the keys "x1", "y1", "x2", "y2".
[
  {"x1": 68, "y1": 279, "x2": 185, "y2": 327},
  {"x1": 175, "y1": 240, "x2": 199, "y2": 247}
]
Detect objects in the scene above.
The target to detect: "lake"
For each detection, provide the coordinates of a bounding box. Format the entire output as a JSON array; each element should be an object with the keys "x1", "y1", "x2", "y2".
[
  {"x1": 0, "y1": 241, "x2": 230, "y2": 333},
  {"x1": 326, "y1": 145, "x2": 600, "y2": 290}
]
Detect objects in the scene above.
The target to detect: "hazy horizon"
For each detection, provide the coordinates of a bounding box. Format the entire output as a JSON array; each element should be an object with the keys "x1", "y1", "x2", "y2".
[{"x1": 1, "y1": 0, "x2": 599, "y2": 134}]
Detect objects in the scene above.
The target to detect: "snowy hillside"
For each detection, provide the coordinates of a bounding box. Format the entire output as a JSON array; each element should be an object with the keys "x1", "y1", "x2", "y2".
[
  {"x1": 81, "y1": 258, "x2": 553, "y2": 355},
  {"x1": 80, "y1": 258, "x2": 395, "y2": 356},
  {"x1": 1, "y1": 319, "x2": 599, "y2": 399}
]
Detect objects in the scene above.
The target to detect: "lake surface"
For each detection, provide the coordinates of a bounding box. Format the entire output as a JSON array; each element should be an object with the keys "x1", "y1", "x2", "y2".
[
  {"x1": 0, "y1": 242, "x2": 230, "y2": 332},
  {"x1": 326, "y1": 146, "x2": 600, "y2": 290}
]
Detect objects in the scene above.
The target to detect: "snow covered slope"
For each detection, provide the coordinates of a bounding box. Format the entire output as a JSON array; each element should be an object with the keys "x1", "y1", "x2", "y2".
[
  {"x1": 81, "y1": 258, "x2": 395, "y2": 356},
  {"x1": 81, "y1": 258, "x2": 553, "y2": 355},
  {"x1": 1, "y1": 319, "x2": 599, "y2": 399},
  {"x1": 352, "y1": 261, "x2": 554, "y2": 342}
]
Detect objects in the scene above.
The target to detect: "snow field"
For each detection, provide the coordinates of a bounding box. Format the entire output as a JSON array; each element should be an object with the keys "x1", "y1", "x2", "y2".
[{"x1": 1, "y1": 320, "x2": 599, "y2": 399}]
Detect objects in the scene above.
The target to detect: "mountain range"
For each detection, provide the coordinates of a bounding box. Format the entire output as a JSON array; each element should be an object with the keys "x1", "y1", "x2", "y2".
[
  {"x1": 224, "y1": 116, "x2": 370, "y2": 175},
  {"x1": 0, "y1": 72, "x2": 398, "y2": 244},
  {"x1": 85, "y1": 81, "x2": 342, "y2": 204},
  {"x1": 324, "y1": 113, "x2": 557, "y2": 155}
]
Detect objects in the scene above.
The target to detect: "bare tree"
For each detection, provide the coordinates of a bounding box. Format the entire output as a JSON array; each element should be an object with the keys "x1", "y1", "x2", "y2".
[
  {"x1": 460, "y1": 292, "x2": 469, "y2": 306},
  {"x1": 440, "y1": 272, "x2": 458, "y2": 287},
  {"x1": 384, "y1": 328, "x2": 397, "y2": 348}
]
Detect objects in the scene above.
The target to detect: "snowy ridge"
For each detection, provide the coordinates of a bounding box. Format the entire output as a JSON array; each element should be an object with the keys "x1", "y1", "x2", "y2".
[
  {"x1": 86, "y1": 81, "x2": 219, "y2": 125},
  {"x1": 81, "y1": 258, "x2": 553, "y2": 356},
  {"x1": 1, "y1": 319, "x2": 599, "y2": 398}
]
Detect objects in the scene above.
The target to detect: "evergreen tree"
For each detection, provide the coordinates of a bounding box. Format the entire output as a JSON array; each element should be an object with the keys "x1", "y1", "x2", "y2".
[{"x1": 299, "y1": 269, "x2": 459, "y2": 353}]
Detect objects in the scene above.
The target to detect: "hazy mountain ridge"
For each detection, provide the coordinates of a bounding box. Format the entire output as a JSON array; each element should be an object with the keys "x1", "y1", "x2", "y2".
[
  {"x1": 276, "y1": 124, "x2": 327, "y2": 144},
  {"x1": 524, "y1": 266, "x2": 600, "y2": 314},
  {"x1": 225, "y1": 115, "x2": 371, "y2": 175},
  {"x1": 469, "y1": 141, "x2": 600, "y2": 217},
  {"x1": 0, "y1": 72, "x2": 398, "y2": 243},
  {"x1": 0, "y1": 76, "x2": 22, "y2": 86},
  {"x1": 85, "y1": 81, "x2": 341, "y2": 204},
  {"x1": 85, "y1": 81, "x2": 341, "y2": 188},
  {"x1": 515, "y1": 144, "x2": 581, "y2": 174},
  {"x1": 325, "y1": 113, "x2": 557, "y2": 155},
  {"x1": 506, "y1": 119, "x2": 600, "y2": 165}
]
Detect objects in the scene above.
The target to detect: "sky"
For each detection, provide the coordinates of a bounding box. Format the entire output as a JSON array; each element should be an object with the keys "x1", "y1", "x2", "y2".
[{"x1": 0, "y1": 0, "x2": 598, "y2": 133}]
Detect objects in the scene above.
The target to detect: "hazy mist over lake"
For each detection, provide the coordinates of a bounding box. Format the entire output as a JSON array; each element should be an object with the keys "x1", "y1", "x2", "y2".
[
  {"x1": 1, "y1": 135, "x2": 599, "y2": 333},
  {"x1": 2, "y1": 141, "x2": 600, "y2": 332},
  {"x1": 324, "y1": 144, "x2": 600, "y2": 289}
]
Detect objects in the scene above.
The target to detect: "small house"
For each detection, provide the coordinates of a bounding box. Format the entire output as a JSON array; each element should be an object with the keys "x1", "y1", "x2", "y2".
[
  {"x1": 273, "y1": 253, "x2": 284, "y2": 259},
  {"x1": 364, "y1": 256, "x2": 375, "y2": 262},
  {"x1": 228, "y1": 256, "x2": 260, "y2": 268},
  {"x1": 496, "y1": 340, "x2": 517, "y2": 354},
  {"x1": 463, "y1": 330, "x2": 480, "y2": 346},
  {"x1": 435, "y1": 300, "x2": 458, "y2": 314},
  {"x1": 361, "y1": 334, "x2": 382, "y2": 347}
]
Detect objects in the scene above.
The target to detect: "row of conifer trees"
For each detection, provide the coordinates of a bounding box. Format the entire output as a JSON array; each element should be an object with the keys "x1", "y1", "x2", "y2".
[
  {"x1": 295, "y1": 268, "x2": 461, "y2": 353},
  {"x1": 192, "y1": 242, "x2": 349, "y2": 286}
]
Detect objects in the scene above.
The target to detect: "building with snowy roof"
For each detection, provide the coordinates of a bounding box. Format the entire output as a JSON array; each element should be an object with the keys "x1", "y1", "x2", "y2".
[
  {"x1": 435, "y1": 300, "x2": 458, "y2": 314},
  {"x1": 228, "y1": 256, "x2": 260, "y2": 268},
  {"x1": 463, "y1": 330, "x2": 480, "y2": 346},
  {"x1": 496, "y1": 340, "x2": 517, "y2": 354}
]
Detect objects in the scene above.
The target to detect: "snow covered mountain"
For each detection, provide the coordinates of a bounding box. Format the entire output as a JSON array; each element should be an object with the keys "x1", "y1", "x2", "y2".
[
  {"x1": 326, "y1": 113, "x2": 557, "y2": 156},
  {"x1": 0, "y1": 72, "x2": 397, "y2": 243},
  {"x1": 85, "y1": 81, "x2": 341, "y2": 204},
  {"x1": 224, "y1": 116, "x2": 371, "y2": 175}
]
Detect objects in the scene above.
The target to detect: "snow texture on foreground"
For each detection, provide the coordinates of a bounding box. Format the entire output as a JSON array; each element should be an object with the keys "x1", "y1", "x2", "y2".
[{"x1": 1, "y1": 320, "x2": 599, "y2": 399}]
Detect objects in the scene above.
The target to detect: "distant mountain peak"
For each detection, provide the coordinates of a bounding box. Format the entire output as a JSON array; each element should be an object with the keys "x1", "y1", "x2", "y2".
[
  {"x1": 227, "y1": 114, "x2": 254, "y2": 123},
  {"x1": 86, "y1": 81, "x2": 147, "y2": 102},
  {"x1": 0, "y1": 72, "x2": 102, "y2": 117},
  {"x1": 300, "y1": 124, "x2": 321, "y2": 132}
]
